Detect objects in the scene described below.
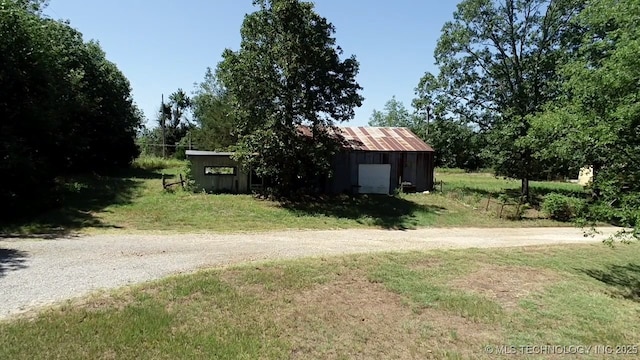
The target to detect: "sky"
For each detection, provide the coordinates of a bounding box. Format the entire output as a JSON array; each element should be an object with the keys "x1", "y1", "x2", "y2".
[{"x1": 44, "y1": 0, "x2": 460, "y2": 127}]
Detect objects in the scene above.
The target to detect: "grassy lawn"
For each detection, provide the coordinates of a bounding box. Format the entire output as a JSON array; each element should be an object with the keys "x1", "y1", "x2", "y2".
[
  {"x1": 435, "y1": 170, "x2": 586, "y2": 221},
  {"x1": 1, "y1": 159, "x2": 586, "y2": 235},
  {"x1": 435, "y1": 170, "x2": 584, "y2": 195},
  {"x1": 2, "y1": 244, "x2": 639, "y2": 359}
]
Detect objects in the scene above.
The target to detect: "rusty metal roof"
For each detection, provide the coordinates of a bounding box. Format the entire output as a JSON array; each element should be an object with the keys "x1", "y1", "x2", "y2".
[{"x1": 339, "y1": 127, "x2": 433, "y2": 152}]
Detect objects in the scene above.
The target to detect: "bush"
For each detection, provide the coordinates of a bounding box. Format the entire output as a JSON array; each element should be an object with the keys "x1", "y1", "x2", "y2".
[
  {"x1": 542, "y1": 193, "x2": 586, "y2": 221},
  {"x1": 181, "y1": 162, "x2": 198, "y2": 192}
]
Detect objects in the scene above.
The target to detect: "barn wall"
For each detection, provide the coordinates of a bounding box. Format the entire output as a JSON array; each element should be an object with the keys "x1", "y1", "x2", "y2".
[
  {"x1": 187, "y1": 155, "x2": 249, "y2": 193},
  {"x1": 329, "y1": 151, "x2": 435, "y2": 194},
  {"x1": 188, "y1": 150, "x2": 435, "y2": 195},
  {"x1": 425, "y1": 152, "x2": 436, "y2": 190}
]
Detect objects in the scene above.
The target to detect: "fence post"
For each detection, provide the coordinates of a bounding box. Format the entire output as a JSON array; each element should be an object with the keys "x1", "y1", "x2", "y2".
[
  {"x1": 440, "y1": 180, "x2": 443, "y2": 193},
  {"x1": 485, "y1": 195, "x2": 492, "y2": 211},
  {"x1": 515, "y1": 197, "x2": 523, "y2": 219}
]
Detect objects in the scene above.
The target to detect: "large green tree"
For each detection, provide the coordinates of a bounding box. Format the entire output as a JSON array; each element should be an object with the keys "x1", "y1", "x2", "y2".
[
  {"x1": 531, "y1": 0, "x2": 640, "y2": 240},
  {"x1": 190, "y1": 68, "x2": 237, "y2": 151},
  {"x1": 419, "y1": 0, "x2": 584, "y2": 198},
  {"x1": 218, "y1": 0, "x2": 363, "y2": 196},
  {"x1": 1, "y1": 0, "x2": 141, "y2": 218}
]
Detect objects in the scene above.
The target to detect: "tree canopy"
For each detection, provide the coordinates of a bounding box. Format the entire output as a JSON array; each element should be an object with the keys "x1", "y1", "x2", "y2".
[
  {"x1": 190, "y1": 68, "x2": 237, "y2": 152},
  {"x1": 369, "y1": 96, "x2": 486, "y2": 171},
  {"x1": 419, "y1": 0, "x2": 584, "y2": 197},
  {"x1": 531, "y1": 0, "x2": 640, "y2": 240},
  {"x1": 368, "y1": 96, "x2": 417, "y2": 129},
  {"x1": 156, "y1": 89, "x2": 192, "y2": 157},
  {"x1": 218, "y1": 0, "x2": 363, "y2": 197},
  {"x1": 1, "y1": 0, "x2": 142, "y2": 218}
]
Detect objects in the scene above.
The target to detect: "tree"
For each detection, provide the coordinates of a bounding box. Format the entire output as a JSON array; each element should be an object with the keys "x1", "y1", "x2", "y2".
[
  {"x1": 11, "y1": 0, "x2": 47, "y2": 13},
  {"x1": 420, "y1": 0, "x2": 584, "y2": 198},
  {"x1": 218, "y1": 0, "x2": 363, "y2": 197},
  {"x1": 531, "y1": 0, "x2": 640, "y2": 240},
  {"x1": 190, "y1": 68, "x2": 237, "y2": 151},
  {"x1": 426, "y1": 119, "x2": 487, "y2": 171},
  {"x1": 0, "y1": 0, "x2": 141, "y2": 218},
  {"x1": 369, "y1": 95, "x2": 485, "y2": 170},
  {"x1": 62, "y1": 39, "x2": 142, "y2": 169},
  {"x1": 368, "y1": 96, "x2": 417, "y2": 129},
  {"x1": 158, "y1": 88, "x2": 192, "y2": 157}
]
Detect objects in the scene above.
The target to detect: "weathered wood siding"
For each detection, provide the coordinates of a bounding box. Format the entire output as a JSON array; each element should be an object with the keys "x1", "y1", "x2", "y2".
[
  {"x1": 187, "y1": 155, "x2": 249, "y2": 193},
  {"x1": 188, "y1": 150, "x2": 434, "y2": 195},
  {"x1": 329, "y1": 151, "x2": 434, "y2": 194}
]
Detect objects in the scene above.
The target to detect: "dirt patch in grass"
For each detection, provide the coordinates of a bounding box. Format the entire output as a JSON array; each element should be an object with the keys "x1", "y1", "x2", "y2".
[
  {"x1": 408, "y1": 258, "x2": 444, "y2": 272},
  {"x1": 450, "y1": 265, "x2": 560, "y2": 310},
  {"x1": 278, "y1": 275, "x2": 502, "y2": 359},
  {"x1": 219, "y1": 269, "x2": 271, "y2": 298},
  {"x1": 7, "y1": 290, "x2": 137, "y2": 323},
  {"x1": 419, "y1": 307, "x2": 503, "y2": 358}
]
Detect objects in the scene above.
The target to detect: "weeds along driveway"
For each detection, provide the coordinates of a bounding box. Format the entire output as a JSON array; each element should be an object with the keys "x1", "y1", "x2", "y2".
[{"x1": 0, "y1": 227, "x2": 619, "y2": 320}]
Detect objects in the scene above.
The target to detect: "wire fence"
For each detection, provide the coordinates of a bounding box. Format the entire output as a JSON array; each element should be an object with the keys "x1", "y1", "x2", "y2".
[{"x1": 433, "y1": 180, "x2": 527, "y2": 219}]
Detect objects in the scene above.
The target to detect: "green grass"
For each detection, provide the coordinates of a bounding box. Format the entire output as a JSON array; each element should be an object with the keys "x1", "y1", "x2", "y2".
[
  {"x1": 1, "y1": 163, "x2": 587, "y2": 235},
  {"x1": 436, "y1": 171, "x2": 584, "y2": 197},
  {"x1": 2, "y1": 244, "x2": 640, "y2": 359},
  {"x1": 435, "y1": 171, "x2": 586, "y2": 220}
]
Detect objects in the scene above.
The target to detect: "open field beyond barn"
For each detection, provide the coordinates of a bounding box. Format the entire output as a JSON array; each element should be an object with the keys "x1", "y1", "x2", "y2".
[
  {"x1": 1, "y1": 243, "x2": 639, "y2": 359},
  {"x1": 1, "y1": 158, "x2": 587, "y2": 236}
]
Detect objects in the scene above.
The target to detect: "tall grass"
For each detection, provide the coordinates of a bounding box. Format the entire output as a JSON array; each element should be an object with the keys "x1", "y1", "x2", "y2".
[{"x1": 132, "y1": 157, "x2": 187, "y2": 171}]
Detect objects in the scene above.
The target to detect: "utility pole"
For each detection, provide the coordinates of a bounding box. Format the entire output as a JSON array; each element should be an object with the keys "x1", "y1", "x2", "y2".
[
  {"x1": 161, "y1": 94, "x2": 166, "y2": 158},
  {"x1": 425, "y1": 105, "x2": 431, "y2": 137}
]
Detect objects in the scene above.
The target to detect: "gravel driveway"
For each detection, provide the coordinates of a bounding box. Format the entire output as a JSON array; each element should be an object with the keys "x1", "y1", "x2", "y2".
[{"x1": 0, "y1": 227, "x2": 617, "y2": 320}]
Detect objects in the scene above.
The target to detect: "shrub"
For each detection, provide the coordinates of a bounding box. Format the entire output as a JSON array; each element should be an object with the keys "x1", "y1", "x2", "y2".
[
  {"x1": 181, "y1": 162, "x2": 198, "y2": 192},
  {"x1": 542, "y1": 193, "x2": 586, "y2": 221}
]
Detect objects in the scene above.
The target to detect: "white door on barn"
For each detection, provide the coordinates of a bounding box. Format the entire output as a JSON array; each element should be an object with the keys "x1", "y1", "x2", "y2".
[{"x1": 358, "y1": 164, "x2": 391, "y2": 194}]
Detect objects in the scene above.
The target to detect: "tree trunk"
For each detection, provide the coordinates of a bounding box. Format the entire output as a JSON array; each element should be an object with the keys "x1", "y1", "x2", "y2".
[
  {"x1": 521, "y1": 177, "x2": 530, "y2": 201},
  {"x1": 591, "y1": 163, "x2": 601, "y2": 199}
]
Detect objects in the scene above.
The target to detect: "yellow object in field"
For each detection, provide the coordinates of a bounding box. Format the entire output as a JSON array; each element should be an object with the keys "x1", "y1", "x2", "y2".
[{"x1": 578, "y1": 166, "x2": 593, "y2": 186}]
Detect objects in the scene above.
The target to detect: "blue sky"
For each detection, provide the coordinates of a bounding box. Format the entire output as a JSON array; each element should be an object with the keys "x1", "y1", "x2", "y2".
[{"x1": 44, "y1": 0, "x2": 459, "y2": 127}]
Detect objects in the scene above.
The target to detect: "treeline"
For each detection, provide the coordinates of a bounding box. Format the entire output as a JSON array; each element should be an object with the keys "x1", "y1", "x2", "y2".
[
  {"x1": 371, "y1": 0, "x2": 637, "y2": 184},
  {"x1": 368, "y1": 97, "x2": 488, "y2": 172},
  {"x1": 138, "y1": 68, "x2": 237, "y2": 159},
  {"x1": 1, "y1": 0, "x2": 141, "y2": 218},
  {"x1": 370, "y1": 0, "x2": 639, "y2": 239}
]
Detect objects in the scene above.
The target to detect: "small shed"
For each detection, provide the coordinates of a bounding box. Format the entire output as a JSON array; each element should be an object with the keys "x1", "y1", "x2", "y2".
[
  {"x1": 185, "y1": 127, "x2": 435, "y2": 195},
  {"x1": 185, "y1": 151, "x2": 262, "y2": 193},
  {"x1": 327, "y1": 127, "x2": 435, "y2": 194}
]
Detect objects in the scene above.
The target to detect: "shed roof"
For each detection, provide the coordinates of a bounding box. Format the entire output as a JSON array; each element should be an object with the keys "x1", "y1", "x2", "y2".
[
  {"x1": 185, "y1": 150, "x2": 234, "y2": 156},
  {"x1": 186, "y1": 127, "x2": 434, "y2": 156},
  {"x1": 339, "y1": 127, "x2": 433, "y2": 152}
]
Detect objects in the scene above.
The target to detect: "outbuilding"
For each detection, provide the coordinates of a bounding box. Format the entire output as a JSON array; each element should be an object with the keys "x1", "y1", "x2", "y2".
[
  {"x1": 185, "y1": 151, "x2": 263, "y2": 193},
  {"x1": 327, "y1": 127, "x2": 435, "y2": 194},
  {"x1": 185, "y1": 127, "x2": 435, "y2": 195}
]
